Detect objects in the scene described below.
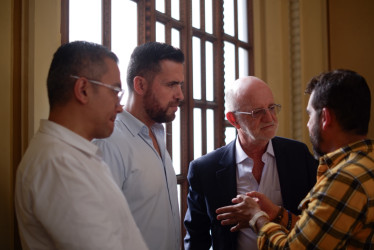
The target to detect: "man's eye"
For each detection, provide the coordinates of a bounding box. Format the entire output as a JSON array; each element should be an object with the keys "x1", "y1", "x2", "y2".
[
  {"x1": 253, "y1": 110, "x2": 264, "y2": 116},
  {"x1": 168, "y1": 82, "x2": 182, "y2": 88}
]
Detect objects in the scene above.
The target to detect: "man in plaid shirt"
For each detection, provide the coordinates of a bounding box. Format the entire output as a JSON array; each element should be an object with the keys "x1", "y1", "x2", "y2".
[{"x1": 216, "y1": 69, "x2": 374, "y2": 249}]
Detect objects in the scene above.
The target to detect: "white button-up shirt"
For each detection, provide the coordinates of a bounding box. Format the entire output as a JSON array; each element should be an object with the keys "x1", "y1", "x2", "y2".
[
  {"x1": 235, "y1": 138, "x2": 283, "y2": 250},
  {"x1": 15, "y1": 120, "x2": 148, "y2": 250}
]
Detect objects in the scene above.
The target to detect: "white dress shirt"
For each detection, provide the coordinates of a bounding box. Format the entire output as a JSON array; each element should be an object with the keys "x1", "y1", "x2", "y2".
[
  {"x1": 15, "y1": 120, "x2": 148, "y2": 250},
  {"x1": 235, "y1": 138, "x2": 283, "y2": 250},
  {"x1": 94, "y1": 110, "x2": 181, "y2": 250}
]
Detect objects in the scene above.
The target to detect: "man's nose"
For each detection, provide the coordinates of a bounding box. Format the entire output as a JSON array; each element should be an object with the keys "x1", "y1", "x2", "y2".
[
  {"x1": 262, "y1": 109, "x2": 274, "y2": 121},
  {"x1": 175, "y1": 85, "x2": 184, "y2": 101},
  {"x1": 116, "y1": 103, "x2": 123, "y2": 113}
]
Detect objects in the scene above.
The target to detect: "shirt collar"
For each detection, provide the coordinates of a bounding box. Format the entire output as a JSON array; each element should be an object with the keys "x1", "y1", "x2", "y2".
[
  {"x1": 39, "y1": 119, "x2": 101, "y2": 158},
  {"x1": 117, "y1": 110, "x2": 165, "y2": 138},
  {"x1": 235, "y1": 137, "x2": 275, "y2": 164},
  {"x1": 320, "y1": 139, "x2": 374, "y2": 169}
]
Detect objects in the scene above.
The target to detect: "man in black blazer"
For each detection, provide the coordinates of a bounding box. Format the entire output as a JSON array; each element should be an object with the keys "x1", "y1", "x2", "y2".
[{"x1": 184, "y1": 76, "x2": 317, "y2": 250}]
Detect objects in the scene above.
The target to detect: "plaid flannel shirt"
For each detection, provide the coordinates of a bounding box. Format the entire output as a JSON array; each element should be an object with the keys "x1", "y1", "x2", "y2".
[{"x1": 258, "y1": 139, "x2": 374, "y2": 249}]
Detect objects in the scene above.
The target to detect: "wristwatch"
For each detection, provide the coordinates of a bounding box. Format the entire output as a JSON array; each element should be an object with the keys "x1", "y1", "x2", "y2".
[{"x1": 249, "y1": 211, "x2": 269, "y2": 234}]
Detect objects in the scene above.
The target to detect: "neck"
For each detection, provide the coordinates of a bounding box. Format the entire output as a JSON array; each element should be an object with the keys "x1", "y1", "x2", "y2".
[
  {"x1": 125, "y1": 95, "x2": 155, "y2": 129},
  {"x1": 327, "y1": 134, "x2": 367, "y2": 153},
  {"x1": 48, "y1": 106, "x2": 92, "y2": 141},
  {"x1": 323, "y1": 125, "x2": 367, "y2": 154},
  {"x1": 238, "y1": 134, "x2": 268, "y2": 158}
]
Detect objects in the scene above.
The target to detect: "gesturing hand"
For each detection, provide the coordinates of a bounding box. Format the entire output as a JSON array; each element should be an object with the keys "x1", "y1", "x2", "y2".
[
  {"x1": 216, "y1": 194, "x2": 262, "y2": 232},
  {"x1": 246, "y1": 191, "x2": 280, "y2": 221}
]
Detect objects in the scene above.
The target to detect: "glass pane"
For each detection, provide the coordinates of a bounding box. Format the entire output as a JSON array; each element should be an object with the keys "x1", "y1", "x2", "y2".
[
  {"x1": 192, "y1": 37, "x2": 202, "y2": 99},
  {"x1": 223, "y1": 0, "x2": 234, "y2": 36},
  {"x1": 238, "y1": 47, "x2": 249, "y2": 77},
  {"x1": 172, "y1": 109, "x2": 181, "y2": 175},
  {"x1": 206, "y1": 109, "x2": 214, "y2": 153},
  {"x1": 177, "y1": 184, "x2": 181, "y2": 215},
  {"x1": 155, "y1": 0, "x2": 165, "y2": 13},
  {"x1": 224, "y1": 41, "x2": 236, "y2": 116},
  {"x1": 156, "y1": 22, "x2": 165, "y2": 43},
  {"x1": 69, "y1": 0, "x2": 102, "y2": 44},
  {"x1": 206, "y1": 41, "x2": 214, "y2": 101},
  {"x1": 225, "y1": 127, "x2": 236, "y2": 145},
  {"x1": 112, "y1": 0, "x2": 137, "y2": 105},
  {"x1": 192, "y1": 0, "x2": 200, "y2": 29},
  {"x1": 171, "y1": 0, "x2": 180, "y2": 20},
  {"x1": 205, "y1": 0, "x2": 213, "y2": 34},
  {"x1": 193, "y1": 108, "x2": 202, "y2": 159},
  {"x1": 238, "y1": 0, "x2": 248, "y2": 42},
  {"x1": 171, "y1": 28, "x2": 180, "y2": 48}
]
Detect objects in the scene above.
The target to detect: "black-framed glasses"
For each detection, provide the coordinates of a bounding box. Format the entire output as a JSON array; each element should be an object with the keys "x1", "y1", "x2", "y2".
[
  {"x1": 234, "y1": 104, "x2": 282, "y2": 119},
  {"x1": 70, "y1": 75, "x2": 124, "y2": 101}
]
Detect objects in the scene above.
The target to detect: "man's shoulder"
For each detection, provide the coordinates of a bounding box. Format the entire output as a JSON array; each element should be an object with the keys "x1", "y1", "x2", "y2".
[
  {"x1": 26, "y1": 131, "x2": 81, "y2": 158},
  {"x1": 189, "y1": 141, "x2": 235, "y2": 169},
  {"x1": 18, "y1": 134, "x2": 96, "y2": 180},
  {"x1": 334, "y1": 148, "x2": 374, "y2": 178},
  {"x1": 93, "y1": 123, "x2": 133, "y2": 148}
]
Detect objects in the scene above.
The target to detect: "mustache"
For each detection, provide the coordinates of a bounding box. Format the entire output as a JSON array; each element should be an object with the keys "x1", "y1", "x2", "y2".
[
  {"x1": 261, "y1": 122, "x2": 275, "y2": 128},
  {"x1": 169, "y1": 100, "x2": 185, "y2": 107}
]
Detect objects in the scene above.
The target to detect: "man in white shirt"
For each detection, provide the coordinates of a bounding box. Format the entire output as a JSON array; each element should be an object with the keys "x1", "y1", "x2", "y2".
[
  {"x1": 15, "y1": 41, "x2": 148, "y2": 250},
  {"x1": 94, "y1": 42, "x2": 184, "y2": 250}
]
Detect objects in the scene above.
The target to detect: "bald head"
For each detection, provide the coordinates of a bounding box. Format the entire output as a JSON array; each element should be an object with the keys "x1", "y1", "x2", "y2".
[
  {"x1": 225, "y1": 76, "x2": 274, "y2": 112},
  {"x1": 225, "y1": 76, "x2": 279, "y2": 146}
]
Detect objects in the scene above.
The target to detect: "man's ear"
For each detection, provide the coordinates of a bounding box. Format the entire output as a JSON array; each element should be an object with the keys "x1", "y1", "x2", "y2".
[
  {"x1": 73, "y1": 78, "x2": 89, "y2": 104},
  {"x1": 321, "y1": 107, "x2": 332, "y2": 130},
  {"x1": 226, "y1": 112, "x2": 241, "y2": 129},
  {"x1": 133, "y1": 76, "x2": 147, "y2": 95}
]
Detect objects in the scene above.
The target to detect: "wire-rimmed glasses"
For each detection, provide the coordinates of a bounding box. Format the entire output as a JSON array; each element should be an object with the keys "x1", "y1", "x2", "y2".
[
  {"x1": 70, "y1": 75, "x2": 124, "y2": 102},
  {"x1": 234, "y1": 104, "x2": 281, "y2": 119}
]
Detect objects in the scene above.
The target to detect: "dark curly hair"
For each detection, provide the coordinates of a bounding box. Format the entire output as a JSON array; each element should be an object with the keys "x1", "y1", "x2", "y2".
[{"x1": 305, "y1": 69, "x2": 371, "y2": 135}]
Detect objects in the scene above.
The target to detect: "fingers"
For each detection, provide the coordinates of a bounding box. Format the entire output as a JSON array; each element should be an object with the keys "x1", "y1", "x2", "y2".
[
  {"x1": 217, "y1": 210, "x2": 241, "y2": 227},
  {"x1": 219, "y1": 217, "x2": 238, "y2": 226},
  {"x1": 216, "y1": 195, "x2": 262, "y2": 230},
  {"x1": 230, "y1": 224, "x2": 241, "y2": 232},
  {"x1": 230, "y1": 221, "x2": 248, "y2": 232},
  {"x1": 216, "y1": 204, "x2": 238, "y2": 215},
  {"x1": 246, "y1": 191, "x2": 262, "y2": 198},
  {"x1": 251, "y1": 197, "x2": 259, "y2": 203},
  {"x1": 216, "y1": 211, "x2": 235, "y2": 220},
  {"x1": 232, "y1": 194, "x2": 245, "y2": 203}
]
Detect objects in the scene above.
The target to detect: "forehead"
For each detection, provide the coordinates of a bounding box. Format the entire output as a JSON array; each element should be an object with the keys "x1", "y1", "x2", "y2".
[
  {"x1": 239, "y1": 84, "x2": 274, "y2": 109},
  {"x1": 306, "y1": 91, "x2": 315, "y2": 110},
  {"x1": 101, "y1": 58, "x2": 120, "y2": 79},
  {"x1": 155, "y1": 60, "x2": 184, "y2": 79}
]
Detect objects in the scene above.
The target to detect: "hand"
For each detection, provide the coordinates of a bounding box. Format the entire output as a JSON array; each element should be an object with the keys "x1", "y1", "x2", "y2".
[
  {"x1": 246, "y1": 191, "x2": 280, "y2": 221},
  {"x1": 216, "y1": 194, "x2": 262, "y2": 232}
]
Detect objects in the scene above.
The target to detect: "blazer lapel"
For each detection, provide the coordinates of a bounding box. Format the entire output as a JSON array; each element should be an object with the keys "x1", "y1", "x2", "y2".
[{"x1": 216, "y1": 140, "x2": 237, "y2": 205}]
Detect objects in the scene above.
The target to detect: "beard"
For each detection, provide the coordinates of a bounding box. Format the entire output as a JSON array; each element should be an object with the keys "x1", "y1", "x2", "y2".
[
  {"x1": 143, "y1": 87, "x2": 180, "y2": 123},
  {"x1": 309, "y1": 121, "x2": 325, "y2": 159}
]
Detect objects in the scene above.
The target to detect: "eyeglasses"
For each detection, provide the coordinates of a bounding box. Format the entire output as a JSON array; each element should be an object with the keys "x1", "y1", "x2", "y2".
[
  {"x1": 70, "y1": 75, "x2": 124, "y2": 102},
  {"x1": 234, "y1": 104, "x2": 281, "y2": 119}
]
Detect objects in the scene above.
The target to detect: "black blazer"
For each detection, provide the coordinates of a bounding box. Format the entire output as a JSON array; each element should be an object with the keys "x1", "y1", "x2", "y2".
[{"x1": 184, "y1": 136, "x2": 318, "y2": 250}]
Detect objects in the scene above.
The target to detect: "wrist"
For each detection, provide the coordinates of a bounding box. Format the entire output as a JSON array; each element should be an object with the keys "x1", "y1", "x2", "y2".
[
  {"x1": 272, "y1": 206, "x2": 284, "y2": 223},
  {"x1": 249, "y1": 210, "x2": 269, "y2": 234}
]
